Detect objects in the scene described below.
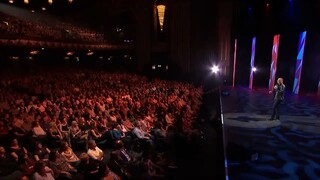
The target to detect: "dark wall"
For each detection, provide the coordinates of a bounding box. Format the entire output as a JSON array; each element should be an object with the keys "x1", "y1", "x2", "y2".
[{"x1": 190, "y1": 0, "x2": 218, "y2": 84}]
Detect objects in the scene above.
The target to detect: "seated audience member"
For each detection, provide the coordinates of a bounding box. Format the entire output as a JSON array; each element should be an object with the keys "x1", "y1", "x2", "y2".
[
  {"x1": 150, "y1": 122, "x2": 167, "y2": 151},
  {"x1": 111, "y1": 140, "x2": 135, "y2": 166},
  {"x1": 89, "y1": 121, "x2": 107, "y2": 143},
  {"x1": 32, "y1": 121, "x2": 47, "y2": 141},
  {"x1": 0, "y1": 146, "x2": 23, "y2": 180},
  {"x1": 48, "y1": 122, "x2": 63, "y2": 141},
  {"x1": 165, "y1": 112, "x2": 174, "y2": 129},
  {"x1": 78, "y1": 153, "x2": 100, "y2": 179},
  {"x1": 152, "y1": 121, "x2": 166, "y2": 139},
  {"x1": 8, "y1": 138, "x2": 28, "y2": 162},
  {"x1": 137, "y1": 118, "x2": 150, "y2": 133},
  {"x1": 59, "y1": 141, "x2": 80, "y2": 167},
  {"x1": 34, "y1": 141, "x2": 50, "y2": 162},
  {"x1": 0, "y1": 120, "x2": 9, "y2": 139},
  {"x1": 116, "y1": 119, "x2": 130, "y2": 135},
  {"x1": 110, "y1": 124, "x2": 125, "y2": 140},
  {"x1": 87, "y1": 140, "x2": 104, "y2": 162},
  {"x1": 33, "y1": 162, "x2": 55, "y2": 180},
  {"x1": 99, "y1": 164, "x2": 121, "y2": 180},
  {"x1": 70, "y1": 121, "x2": 88, "y2": 145},
  {"x1": 132, "y1": 122, "x2": 153, "y2": 143},
  {"x1": 58, "y1": 118, "x2": 70, "y2": 143},
  {"x1": 8, "y1": 122, "x2": 28, "y2": 143},
  {"x1": 47, "y1": 151, "x2": 76, "y2": 179},
  {"x1": 109, "y1": 111, "x2": 117, "y2": 123},
  {"x1": 19, "y1": 152, "x2": 53, "y2": 177},
  {"x1": 78, "y1": 117, "x2": 91, "y2": 131},
  {"x1": 19, "y1": 153, "x2": 38, "y2": 176},
  {"x1": 121, "y1": 117, "x2": 135, "y2": 131}
]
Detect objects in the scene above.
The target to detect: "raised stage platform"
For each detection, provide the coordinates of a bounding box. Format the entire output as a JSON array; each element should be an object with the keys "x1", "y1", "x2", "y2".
[{"x1": 221, "y1": 87, "x2": 320, "y2": 180}]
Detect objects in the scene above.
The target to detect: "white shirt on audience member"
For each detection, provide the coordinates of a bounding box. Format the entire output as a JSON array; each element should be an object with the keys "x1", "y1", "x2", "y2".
[{"x1": 87, "y1": 146, "x2": 103, "y2": 160}]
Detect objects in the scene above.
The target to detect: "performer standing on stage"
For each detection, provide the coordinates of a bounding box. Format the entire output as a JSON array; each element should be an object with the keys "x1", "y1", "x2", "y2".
[{"x1": 269, "y1": 78, "x2": 285, "y2": 120}]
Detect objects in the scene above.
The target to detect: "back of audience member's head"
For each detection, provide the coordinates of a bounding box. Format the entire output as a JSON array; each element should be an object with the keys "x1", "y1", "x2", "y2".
[
  {"x1": 114, "y1": 140, "x2": 124, "y2": 150},
  {"x1": 79, "y1": 153, "x2": 89, "y2": 162},
  {"x1": 34, "y1": 141, "x2": 43, "y2": 150},
  {"x1": 19, "y1": 175, "x2": 29, "y2": 180},
  {"x1": 48, "y1": 150, "x2": 58, "y2": 162},
  {"x1": 60, "y1": 141, "x2": 69, "y2": 152},
  {"x1": 167, "y1": 125, "x2": 175, "y2": 132},
  {"x1": 88, "y1": 140, "x2": 96, "y2": 149},
  {"x1": 34, "y1": 162, "x2": 46, "y2": 175},
  {"x1": 116, "y1": 118, "x2": 122, "y2": 125}
]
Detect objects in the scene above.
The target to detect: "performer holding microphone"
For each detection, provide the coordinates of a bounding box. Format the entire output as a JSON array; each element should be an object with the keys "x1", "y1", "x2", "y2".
[{"x1": 269, "y1": 78, "x2": 285, "y2": 120}]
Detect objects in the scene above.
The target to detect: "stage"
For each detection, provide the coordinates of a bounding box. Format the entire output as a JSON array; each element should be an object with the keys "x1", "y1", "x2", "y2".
[{"x1": 221, "y1": 87, "x2": 320, "y2": 180}]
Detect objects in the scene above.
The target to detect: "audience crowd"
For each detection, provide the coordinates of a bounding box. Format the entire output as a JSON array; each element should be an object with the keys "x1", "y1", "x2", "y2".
[
  {"x1": 0, "y1": 12, "x2": 105, "y2": 43},
  {"x1": 0, "y1": 69, "x2": 203, "y2": 179}
]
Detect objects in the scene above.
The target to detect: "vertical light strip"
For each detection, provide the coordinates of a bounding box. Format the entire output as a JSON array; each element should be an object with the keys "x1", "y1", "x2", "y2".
[
  {"x1": 249, "y1": 37, "x2": 256, "y2": 89},
  {"x1": 293, "y1": 31, "x2": 307, "y2": 94},
  {"x1": 268, "y1": 34, "x2": 280, "y2": 91},
  {"x1": 232, "y1": 39, "x2": 237, "y2": 88}
]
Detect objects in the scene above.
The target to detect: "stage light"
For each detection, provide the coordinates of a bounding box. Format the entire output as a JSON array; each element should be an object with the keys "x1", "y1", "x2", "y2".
[
  {"x1": 42, "y1": 7, "x2": 46, "y2": 11},
  {"x1": 211, "y1": 65, "x2": 220, "y2": 74},
  {"x1": 24, "y1": 0, "x2": 29, "y2": 4},
  {"x1": 252, "y1": 67, "x2": 257, "y2": 72},
  {"x1": 152, "y1": 65, "x2": 156, "y2": 70},
  {"x1": 266, "y1": 3, "x2": 270, "y2": 7},
  {"x1": 48, "y1": 0, "x2": 53, "y2": 5},
  {"x1": 68, "y1": 0, "x2": 73, "y2": 3},
  {"x1": 31, "y1": 10, "x2": 35, "y2": 13},
  {"x1": 8, "y1": 0, "x2": 14, "y2": 4}
]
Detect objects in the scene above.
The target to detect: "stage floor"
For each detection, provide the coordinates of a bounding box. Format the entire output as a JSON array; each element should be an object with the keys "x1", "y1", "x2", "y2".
[{"x1": 221, "y1": 87, "x2": 320, "y2": 180}]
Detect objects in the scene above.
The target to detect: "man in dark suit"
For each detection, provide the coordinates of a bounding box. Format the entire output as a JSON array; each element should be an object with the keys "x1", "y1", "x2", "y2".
[{"x1": 269, "y1": 78, "x2": 285, "y2": 120}]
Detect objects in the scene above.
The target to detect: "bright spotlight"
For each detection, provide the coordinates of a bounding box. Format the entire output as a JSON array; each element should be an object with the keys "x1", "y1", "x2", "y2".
[
  {"x1": 9, "y1": 0, "x2": 14, "y2": 4},
  {"x1": 252, "y1": 67, "x2": 257, "y2": 72},
  {"x1": 211, "y1": 65, "x2": 219, "y2": 74}
]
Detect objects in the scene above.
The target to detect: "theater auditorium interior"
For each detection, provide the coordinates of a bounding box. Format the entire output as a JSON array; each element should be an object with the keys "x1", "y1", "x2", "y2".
[{"x1": 0, "y1": 0, "x2": 320, "y2": 179}]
